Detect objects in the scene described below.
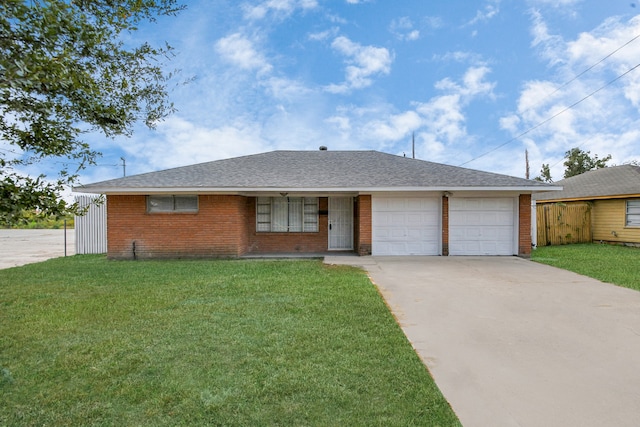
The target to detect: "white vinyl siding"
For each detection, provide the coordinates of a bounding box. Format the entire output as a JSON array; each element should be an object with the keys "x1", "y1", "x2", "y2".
[
  {"x1": 147, "y1": 195, "x2": 198, "y2": 213},
  {"x1": 257, "y1": 197, "x2": 318, "y2": 232},
  {"x1": 626, "y1": 200, "x2": 640, "y2": 226}
]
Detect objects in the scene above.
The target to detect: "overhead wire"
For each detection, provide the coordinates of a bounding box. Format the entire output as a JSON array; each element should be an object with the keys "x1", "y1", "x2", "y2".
[
  {"x1": 543, "y1": 32, "x2": 640, "y2": 101},
  {"x1": 459, "y1": 61, "x2": 640, "y2": 166},
  {"x1": 458, "y1": 32, "x2": 640, "y2": 167}
]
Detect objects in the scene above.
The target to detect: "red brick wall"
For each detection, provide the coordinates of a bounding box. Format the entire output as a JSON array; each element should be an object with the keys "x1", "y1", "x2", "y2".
[
  {"x1": 442, "y1": 196, "x2": 449, "y2": 256},
  {"x1": 106, "y1": 195, "x2": 249, "y2": 259},
  {"x1": 246, "y1": 197, "x2": 330, "y2": 253},
  {"x1": 357, "y1": 195, "x2": 372, "y2": 255},
  {"x1": 518, "y1": 194, "x2": 532, "y2": 257}
]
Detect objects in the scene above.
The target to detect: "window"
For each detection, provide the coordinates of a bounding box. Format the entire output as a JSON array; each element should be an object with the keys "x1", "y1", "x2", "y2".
[
  {"x1": 147, "y1": 195, "x2": 198, "y2": 213},
  {"x1": 626, "y1": 200, "x2": 640, "y2": 227},
  {"x1": 256, "y1": 197, "x2": 318, "y2": 232}
]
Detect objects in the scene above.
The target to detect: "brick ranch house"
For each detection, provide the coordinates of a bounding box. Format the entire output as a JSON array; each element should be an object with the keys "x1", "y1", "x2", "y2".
[{"x1": 74, "y1": 149, "x2": 559, "y2": 259}]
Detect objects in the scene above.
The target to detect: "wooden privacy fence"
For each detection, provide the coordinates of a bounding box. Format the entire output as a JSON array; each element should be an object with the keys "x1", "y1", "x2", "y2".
[
  {"x1": 75, "y1": 195, "x2": 107, "y2": 254},
  {"x1": 536, "y1": 202, "x2": 592, "y2": 246}
]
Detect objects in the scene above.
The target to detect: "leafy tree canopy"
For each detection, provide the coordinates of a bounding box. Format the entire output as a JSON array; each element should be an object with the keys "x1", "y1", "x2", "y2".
[
  {"x1": 534, "y1": 163, "x2": 553, "y2": 183},
  {"x1": 562, "y1": 147, "x2": 611, "y2": 179},
  {"x1": 0, "y1": 0, "x2": 184, "y2": 225},
  {"x1": 534, "y1": 147, "x2": 612, "y2": 182}
]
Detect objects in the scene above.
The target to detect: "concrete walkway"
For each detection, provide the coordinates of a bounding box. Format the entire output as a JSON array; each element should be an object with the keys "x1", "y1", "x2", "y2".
[
  {"x1": 324, "y1": 255, "x2": 640, "y2": 427},
  {"x1": 0, "y1": 229, "x2": 75, "y2": 269}
]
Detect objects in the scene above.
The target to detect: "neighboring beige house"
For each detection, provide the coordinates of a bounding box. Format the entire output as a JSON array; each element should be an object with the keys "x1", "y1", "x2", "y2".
[{"x1": 533, "y1": 165, "x2": 640, "y2": 246}]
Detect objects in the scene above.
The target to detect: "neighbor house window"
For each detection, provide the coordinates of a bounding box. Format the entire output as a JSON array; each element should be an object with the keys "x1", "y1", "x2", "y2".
[
  {"x1": 147, "y1": 195, "x2": 198, "y2": 213},
  {"x1": 626, "y1": 200, "x2": 640, "y2": 226},
  {"x1": 256, "y1": 197, "x2": 318, "y2": 232}
]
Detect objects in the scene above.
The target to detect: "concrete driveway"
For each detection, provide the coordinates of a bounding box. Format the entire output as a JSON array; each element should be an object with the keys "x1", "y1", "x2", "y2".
[
  {"x1": 325, "y1": 255, "x2": 640, "y2": 427},
  {"x1": 0, "y1": 229, "x2": 75, "y2": 269}
]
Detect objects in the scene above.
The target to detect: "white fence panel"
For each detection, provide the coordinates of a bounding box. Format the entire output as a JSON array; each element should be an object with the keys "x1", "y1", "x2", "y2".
[{"x1": 75, "y1": 195, "x2": 107, "y2": 254}]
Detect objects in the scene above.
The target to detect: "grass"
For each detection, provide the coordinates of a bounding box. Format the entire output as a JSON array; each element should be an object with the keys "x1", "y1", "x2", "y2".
[
  {"x1": 532, "y1": 243, "x2": 640, "y2": 291},
  {"x1": 0, "y1": 256, "x2": 460, "y2": 426}
]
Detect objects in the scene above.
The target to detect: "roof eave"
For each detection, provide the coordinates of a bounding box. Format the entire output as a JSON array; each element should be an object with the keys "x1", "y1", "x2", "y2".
[
  {"x1": 73, "y1": 185, "x2": 562, "y2": 195},
  {"x1": 535, "y1": 193, "x2": 640, "y2": 203}
]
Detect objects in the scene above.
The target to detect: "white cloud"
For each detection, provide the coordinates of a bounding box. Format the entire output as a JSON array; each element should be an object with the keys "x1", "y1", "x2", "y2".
[
  {"x1": 121, "y1": 117, "x2": 270, "y2": 172},
  {"x1": 423, "y1": 16, "x2": 444, "y2": 31},
  {"x1": 214, "y1": 33, "x2": 273, "y2": 75},
  {"x1": 528, "y1": 0, "x2": 582, "y2": 7},
  {"x1": 529, "y1": 9, "x2": 566, "y2": 66},
  {"x1": 243, "y1": 0, "x2": 318, "y2": 21},
  {"x1": 390, "y1": 17, "x2": 420, "y2": 41},
  {"x1": 412, "y1": 66, "x2": 496, "y2": 161},
  {"x1": 262, "y1": 76, "x2": 314, "y2": 101},
  {"x1": 325, "y1": 36, "x2": 393, "y2": 93},
  {"x1": 466, "y1": 1, "x2": 500, "y2": 26},
  {"x1": 434, "y1": 66, "x2": 496, "y2": 98},
  {"x1": 321, "y1": 66, "x2": 496, "y2": 159},
  {"x1": 499, "y1": 12, "x2": 640, "y2": 175},
  {"x1": 364, "y1": 111, "x2": 422, "y2": 142},
  {"x1": 308, "y1": 27, "x2": 340, "y2": 41},
  {"x1": 432, "y1": 50, "x2": 485, "y2": 65}
]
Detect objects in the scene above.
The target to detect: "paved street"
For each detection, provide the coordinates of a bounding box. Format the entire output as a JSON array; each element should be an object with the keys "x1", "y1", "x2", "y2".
[{"x1": 0, "y1": 229, "x2": 75, "y2": 269}]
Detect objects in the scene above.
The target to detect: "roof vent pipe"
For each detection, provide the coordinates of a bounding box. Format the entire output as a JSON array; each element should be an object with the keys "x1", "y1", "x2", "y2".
[{"x1": 319, "y1": 146, "x2": 328, "y2": 151}]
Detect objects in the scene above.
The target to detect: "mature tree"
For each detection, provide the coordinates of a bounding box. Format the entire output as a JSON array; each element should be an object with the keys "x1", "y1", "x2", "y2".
[
  {"x1": 534, "y1": 147, "x2": 612, "y2": 183},
  {"x1": 0, "y1": 0, "x2": 184, "y2": 225},
  {"x1": 534, "y1": 163, "x2": 553, "y2": 183},
  {"x1": 562, "y1": 147, "x2": 611, "y2": 179}
]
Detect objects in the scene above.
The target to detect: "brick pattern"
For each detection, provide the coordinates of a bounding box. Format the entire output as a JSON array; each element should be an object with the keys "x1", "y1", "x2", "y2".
[
  {"x1": 106, "y1": 193, "x2": 533, "y2": 259},
  {"x1": 518, "y1": 194, "x2": 532, "y2": 257},
  {"x1": 442, "y1": 196, "x2": 449, "y2": 256},
  {"x1": 107, "y1": 195, "x2": 248, "y2": 259},
  {"x1": 356, "y1": 195, "x2": 372, "y2": 255}
]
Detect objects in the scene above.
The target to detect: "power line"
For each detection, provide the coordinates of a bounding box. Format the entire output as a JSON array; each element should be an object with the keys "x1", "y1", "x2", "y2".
[
  {"x1": 459, "y1": 61, "x2": 640, "y2": 167},
  {"x1": 544, "y1": 33, "x2": 640, "y2": 101},
  {"x1": 458, "y1": 32, "x2": 640, "y2": 167}
]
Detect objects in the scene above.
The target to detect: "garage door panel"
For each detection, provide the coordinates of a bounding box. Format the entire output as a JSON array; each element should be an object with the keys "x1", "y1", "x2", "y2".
[
  {"x1": 449, "y1": 197, "x2": 516, "y2": 256},
  {"x1": 372, "y1": 196, "x2": 440, "y2": 256},
  {"x1": 376, "y1": 197, "x2": 436, "y2": 211}
]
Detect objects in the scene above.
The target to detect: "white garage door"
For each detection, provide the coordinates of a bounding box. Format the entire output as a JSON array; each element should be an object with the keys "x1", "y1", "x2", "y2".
[
  {"x1": 372, "y1": 196, "x2": 440, "y2": 255},
  {"x1": 449, "y1": 197, "x2": 516, "y2": 256}
]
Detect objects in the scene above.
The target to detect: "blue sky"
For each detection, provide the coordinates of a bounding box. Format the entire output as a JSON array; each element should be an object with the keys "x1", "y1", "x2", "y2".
[{"x1": 64, "y1": 0, "x2": 640, "y2": 186}]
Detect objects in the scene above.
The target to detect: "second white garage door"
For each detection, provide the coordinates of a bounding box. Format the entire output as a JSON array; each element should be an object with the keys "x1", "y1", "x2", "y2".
[
  {"x1": 372, "y1": 196, "x2": 440, "y2": 255},
  {"x1": 449, "y1": 197, "x2": 516, "y2": 256}
]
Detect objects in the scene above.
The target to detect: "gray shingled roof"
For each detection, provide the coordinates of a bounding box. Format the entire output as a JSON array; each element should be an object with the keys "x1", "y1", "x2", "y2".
[
  {"x1": 534, "y1": 165, "x2": 640, "y2": 201},
  {"x1": 74, "y1": 150, "x2": 556, "y2": 193}
]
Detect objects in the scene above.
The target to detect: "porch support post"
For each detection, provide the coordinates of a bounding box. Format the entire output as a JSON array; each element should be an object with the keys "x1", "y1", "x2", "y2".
[
  {"x1": 442, "y1": 195, "x2": 449, "y2": 256},
  {"x1": 357, "y1": 195, "x2": 372, "y2": 255},
  {"x1": 518, "y1": 194, "x2": 532, "y2": 257}
]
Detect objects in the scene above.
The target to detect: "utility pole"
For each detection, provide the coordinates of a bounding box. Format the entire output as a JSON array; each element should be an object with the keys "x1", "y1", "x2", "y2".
[
  {"x1": 412, "y1": 132, "x2": 415, "y2": 159},
  {"x1": 121, "y1": 157, "x2": 126, "y2": 177},
  {"x1": 525, "y1": 150, "x2": 530, "y2": 179}
]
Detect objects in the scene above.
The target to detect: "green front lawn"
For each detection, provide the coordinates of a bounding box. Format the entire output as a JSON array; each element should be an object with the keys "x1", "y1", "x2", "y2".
[
  {"x1": 0, "y1": 256, "x2": 459, "y2": 426},
  {"x1": 532, "y1": 243, "x2": 640, "y2": 291}
]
